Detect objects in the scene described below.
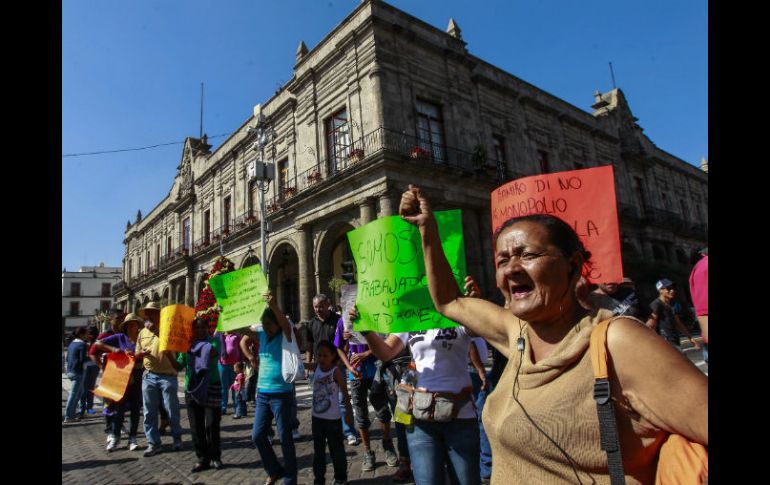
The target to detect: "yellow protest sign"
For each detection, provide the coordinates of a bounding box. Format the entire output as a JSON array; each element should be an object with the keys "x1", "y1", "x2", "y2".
[
  {"x1": 93, "y1": 353, "x2": 135, "y2": 402},
  {"x1": 158, "y1": 304, "x2": 195, "y2": 352}
]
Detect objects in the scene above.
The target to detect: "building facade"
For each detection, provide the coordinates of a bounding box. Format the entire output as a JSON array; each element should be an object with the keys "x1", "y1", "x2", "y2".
[
  {"x1": 113, "y1": 0, "x2": 707, "y2": 322},
  {"x1": 62, "y1": 263, "x2": 122, "y2": 337}
]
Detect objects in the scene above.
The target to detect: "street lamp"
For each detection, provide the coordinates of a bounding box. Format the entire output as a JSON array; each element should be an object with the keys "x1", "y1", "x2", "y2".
[{"x1": 247, "y1": 108, "x2": 276, "y2": 282}]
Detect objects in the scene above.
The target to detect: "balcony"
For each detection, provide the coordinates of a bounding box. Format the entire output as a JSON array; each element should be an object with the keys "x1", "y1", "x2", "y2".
[
  {"x1": 112, "y1": 280, "x2": 127, "y2": 294},
  {"x1": 267, "y1": 126, "x2": 501, "y2": 214},
  {"x1": 67, "y1": 310, "x2": 83, "y2": 317}
]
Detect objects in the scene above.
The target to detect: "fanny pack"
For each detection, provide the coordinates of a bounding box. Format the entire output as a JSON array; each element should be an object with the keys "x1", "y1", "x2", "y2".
[{"x1": 395, "y1": 383, "x2": 473, "y2": 423}]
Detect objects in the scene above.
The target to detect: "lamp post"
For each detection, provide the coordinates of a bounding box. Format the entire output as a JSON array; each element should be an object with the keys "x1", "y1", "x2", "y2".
[{"x1": 248, "y1": 110, "x2": 276, "y2": 282}]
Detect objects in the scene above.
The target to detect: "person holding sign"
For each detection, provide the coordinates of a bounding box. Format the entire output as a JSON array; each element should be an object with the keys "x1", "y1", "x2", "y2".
[
  {"x1": 93, "y1": 313, "x2": 144, "y2": 452},
  {"x1": 251, "y1": 292, "x2": 299, "y2": 485},
  {"x1": 177, "y1": 317, "x2": 224, "y2": 472},
  {"x1": 135, "y1": 301, "x2": 183, "y2": 456},
  {"x1": 398, "y1": 184, "x2": 708, "y2": 484},
  {"x1": 352, "y1": 278, "x2": 483, "y2": 485}
]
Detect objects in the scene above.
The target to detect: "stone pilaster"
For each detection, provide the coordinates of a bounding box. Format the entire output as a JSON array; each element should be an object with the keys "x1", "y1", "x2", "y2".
[
  {"x1": 296, "y1": 225, "x2": 314, "y2": 322},
  {"x1": 359, "y1": 197, "x2": 375, "y2": 224}
]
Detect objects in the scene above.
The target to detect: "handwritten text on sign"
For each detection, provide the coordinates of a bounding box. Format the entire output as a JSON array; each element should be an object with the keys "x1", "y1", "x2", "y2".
[
  {"x1": 209, "y1": 264, "x2": 269, "y2": 332},
  {"x1": 490, "y1": 165, "x2": 622, "y2": 283},
  {"x1": 159, "y1": 304, "x2": 195, "y2": 352},
  {"x1": 346, "y1": 210, "x2": 466, "y2": 333}
]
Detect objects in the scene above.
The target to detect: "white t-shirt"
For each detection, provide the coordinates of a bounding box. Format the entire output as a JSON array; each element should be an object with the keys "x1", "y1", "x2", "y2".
[{"x1": 395, "y1": 326, "x2": 476, "y2": 419}]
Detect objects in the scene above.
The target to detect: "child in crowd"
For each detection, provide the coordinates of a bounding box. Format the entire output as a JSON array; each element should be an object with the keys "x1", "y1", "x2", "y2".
[
  {"x1": 311, "y1": 340, "x2": 354, "y2": 485},
  {"x1": 231, "y1": 361, "x2": 247, "y2": 419}
]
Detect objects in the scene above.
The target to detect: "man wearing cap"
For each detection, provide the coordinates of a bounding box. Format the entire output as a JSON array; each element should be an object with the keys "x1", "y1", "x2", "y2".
[
  {"x1": 646, "y1": 279, "x2": 700, "y2": 351},
  {"x1": 590, "y1": 277, "x2": 644, "y2": 321},
  {"x1": 135, "y1": 301, "x2": 183, "y2": 456},
  {"x1": 689, "y1": 248, "x2": 708, "y2": 363}
]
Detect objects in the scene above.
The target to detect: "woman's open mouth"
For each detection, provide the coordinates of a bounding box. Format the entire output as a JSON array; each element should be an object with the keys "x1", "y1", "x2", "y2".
[{"x1": 510, "y1": 283, "x2": 533, "y2": 299}]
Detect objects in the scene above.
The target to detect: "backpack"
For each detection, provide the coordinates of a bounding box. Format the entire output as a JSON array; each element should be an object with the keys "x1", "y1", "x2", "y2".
[{"x1": 589, "y1": 319, "x2": 708, "y2": 485}]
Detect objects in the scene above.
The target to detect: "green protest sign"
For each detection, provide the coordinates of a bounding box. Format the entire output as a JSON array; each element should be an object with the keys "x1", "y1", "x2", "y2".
[
  {"x1": 209, "y1": 264, "x2": 269, "y2": 332},
  {"x1": 346, "y1": 209, "x2": 466, "y2": 333}
]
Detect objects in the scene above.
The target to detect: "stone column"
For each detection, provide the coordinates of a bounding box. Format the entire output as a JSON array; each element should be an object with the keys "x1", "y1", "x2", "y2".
[
  {"x1": 378, "y1": 191, "x2": 396, "y2": 218},
  {"x1": 359, "y1": 197, "x2": 375, "y2": 225},
  {"x1": 297, "y1": 225, "x2": 314, "y2": 322},
  {"x1": 186, "y1": 268, "x2": 195, "y2": 307},
  {"x1": 168, "y1": 281, "x2": 177, "y2": 305}
]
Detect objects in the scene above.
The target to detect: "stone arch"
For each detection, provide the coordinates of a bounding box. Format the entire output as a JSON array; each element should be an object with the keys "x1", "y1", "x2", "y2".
[
  {"x1": 240, "y1": 252, "x2": 261, "y2": 269},
  {"x1": 151, "y1": 291, "x2": 161, "y2": 302},
  {"x1": 675, "y1": 247, "x2": 688, "y2": 266},
  {"x1": 652, "y1": 244, "x2": 666, "y2": 261},
  {"x1": 268, "y1": 239, "x2": 300, "y2": 322},
  {"x1": 315, "y1": 220, "x2": 357, "y2": 304}
]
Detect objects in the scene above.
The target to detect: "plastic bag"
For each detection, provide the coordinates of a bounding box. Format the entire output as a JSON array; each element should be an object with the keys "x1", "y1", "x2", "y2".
[{"x1": 281, "y1": 332, "x2": 304, "y2": 383}]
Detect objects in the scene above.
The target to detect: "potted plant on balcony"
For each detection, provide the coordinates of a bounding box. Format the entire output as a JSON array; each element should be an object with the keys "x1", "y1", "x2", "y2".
[
  {"x1": 267, "y1": 201, "x2": 279, "y2": 213},
  {"x1": 348, "y1": 148, "x2": 365, "y2": 164},
  {"x1": 410, "y1": 146, "x2": 430, "y2": 160},
  {"x1": 307, "y1": 169, "x2": 322, "y2": 185},
  {"x1": 282, "y1": 186, "x2": 297, "y2": 198},
  {"x1": 246, "y1": 213, "x2": 257, "y2": 224}
]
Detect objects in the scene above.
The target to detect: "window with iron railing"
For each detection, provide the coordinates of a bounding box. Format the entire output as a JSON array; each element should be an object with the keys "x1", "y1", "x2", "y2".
[
  {"x1": 223, "y1": 196, "x2": 231, "y2": 233},
  {"x1": 69, "y1": 301, "x2": 80, "y2": 316},
  {"x1": 326, "y1": 108, "x2": 350, "y2": 173},
  {"x1": 203, "y1": 210, "x2": 211, "y2": 245},
  {"x1": 101, "y1": 283, "x2": 111, "y2": 297},
  {"x1": 183, "y1": 217, "x2": 191, "y2": 251},
  {"x1": 416, "y1": 100, "x2": 445, "y2": 163},
  {"x1": 70, "y1": 282, "x2": 81, "y2": 297}
]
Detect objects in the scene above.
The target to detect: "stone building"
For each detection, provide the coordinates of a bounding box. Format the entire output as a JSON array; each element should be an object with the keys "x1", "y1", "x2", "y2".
[{"x1": 112, "y1": 0, "x2": 707, "y2": 322}]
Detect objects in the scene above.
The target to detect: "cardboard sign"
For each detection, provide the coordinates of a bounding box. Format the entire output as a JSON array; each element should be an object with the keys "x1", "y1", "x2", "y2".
[
  {"x1": 490, "y1": 165, "x2": 622, "y2": 283},
  {"x1": 346, "y1": 210, "x2": 466, "y2": 333},
  {"x1": 158, "y1": 304, "x2": 195, "y2": 352},
  {"x1": 209, "y1": 264, "x2": 269, "y2": 332},
  {"x1": 92, "y1": 352, "x2": 135, "y2": 402}
]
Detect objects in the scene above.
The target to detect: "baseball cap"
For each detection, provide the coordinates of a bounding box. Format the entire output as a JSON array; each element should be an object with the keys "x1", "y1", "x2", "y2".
[{"x1": 655, "y1": 278, "x2": 674, "y2": 291}]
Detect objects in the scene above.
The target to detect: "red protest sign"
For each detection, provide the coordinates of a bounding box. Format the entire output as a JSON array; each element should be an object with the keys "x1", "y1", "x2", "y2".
[{"x1": 490, "y1": 165, "x2": 622, "y2": 283}]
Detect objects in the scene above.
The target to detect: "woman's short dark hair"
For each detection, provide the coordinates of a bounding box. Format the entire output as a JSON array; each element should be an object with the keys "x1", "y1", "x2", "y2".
[
  {"x1": 315, "y1": 340, "x2": 339, "y2": 362},
  {"x1": 494, "y1": 214, "x2": 592, "y2": 264},
  {"x1": 261, "y1": 307, "x2": 278, "y2": 325},
  {"x1": 72, "y1": 326, "x2": 88, "y2": 339}
]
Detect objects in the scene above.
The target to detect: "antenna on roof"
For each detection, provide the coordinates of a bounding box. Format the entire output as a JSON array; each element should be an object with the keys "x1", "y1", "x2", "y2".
[
  {"x1": 608, "y1": 62, "x2": 617, "y2": 89},
  {"x1": 199, "y1": 82, "x2": 204, "y2": 139}
]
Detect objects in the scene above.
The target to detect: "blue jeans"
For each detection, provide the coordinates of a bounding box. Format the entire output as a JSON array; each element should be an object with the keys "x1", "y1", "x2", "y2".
[
  {"x1": 235, "y1": 388, "x2": 248, "y2": 417},
  {"x1": 470, "y1": 372, "x2": 493, "y2": 480},
  {"x1": 703, "y1": 343, "x2": 708, "y2": 364},
  {"x1": 219, "y1": 364, "x2": 236, "y2": 413},
  {"x1": 338, "y1": 391, "x2": 358, "y2": 438},
  {"x1": 79, "y1": 362, "x2": 99, "y2": 413},
  {"x1": 252, "y1": 392, "x2": 297, "y2": 485},
  {"x1": 142, "y1": 372, "x2": 183, "y2": 446},
  {"x1": 65, "y1": 372, "x2": 85, "y2": 420},
  {"x1": 407, "y1": 418, "x2": 480, "y2": 485}
]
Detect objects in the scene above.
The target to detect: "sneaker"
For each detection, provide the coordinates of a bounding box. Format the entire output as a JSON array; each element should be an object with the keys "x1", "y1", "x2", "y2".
[
  {"x1": 106, "y1": 434, "x2": 119, "y2": 452},
  {"x1": 212, "y1": 459, "x2": 224, "y2": 470},
  {"x1": 143, "y1": 444, "x2": 159, "y2": 457},
  {"x1": 292, "y1": 429, "x2": 301, "y2": 441},
  {"x1": 346, "y1": 434, "x2": 359, "y2": 446},
  {"x1": 173, "y1": 437, "x2": 183, "y2": 451},
  {"x1": 233, "y1": 415, "x2": 242, "y2": 420},
  {"x1": 128, "y1": 437, "x2": 139, "y2": 451},
  {"x1": 362, "y1": 450, "x2": 375, "y2": 471},
  {"x1": 62, "y1": 418, "x2": 77, "y2": 424},
  {"x1": 384, "y1": 448, "x2": 399, "y2": 467}
]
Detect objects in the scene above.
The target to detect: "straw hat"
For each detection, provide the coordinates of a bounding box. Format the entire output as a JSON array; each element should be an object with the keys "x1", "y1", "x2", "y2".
[
  {"x1": 139, "y1": 300, "x2": 162, "y2": 319},
  {"x1": 120, "y1": 313, "x2": 144, "y2": 332}
]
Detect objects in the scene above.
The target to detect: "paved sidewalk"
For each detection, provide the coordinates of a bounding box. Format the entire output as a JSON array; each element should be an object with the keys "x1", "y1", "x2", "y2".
[{"x1": 62, "y1": 373, "x2": 411, "y2": 485}]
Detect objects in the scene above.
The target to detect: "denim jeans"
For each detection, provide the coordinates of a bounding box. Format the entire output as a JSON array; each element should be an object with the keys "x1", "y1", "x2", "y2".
[
  {"x1": 470, "y1": 372, "x2": 493, "y2": 480},
  {"x1": 407, "y1": 418, "x2": 480, "y2": 485},
  {"x1": 703, "y1": 343, "x2": 708, "y2": 364},
  {"x1": 235, "y1": 388, "x2": 248, "y2": 417},
  {"x1": 251, "y1": 392, "x2": 297, "y2": 485},
  {"x1": 79, "y1": 362, "x2": 99, "y2": 413},
  {"x1": 312, "y1": 416, "x2": 347, "y2": 484},
  {"x1": 65, "y1": 371, "x2": 85, "y2": 420},
  {"x1": 338, "y1": 391, "x2": 358, "y2": 438},
  {"x1": 186, "y1": 398, "x2": 221, "y2": 464},
  {"x1": 290, "y1": 384, "x2": 300, "y2": 430},
  {"x1": 142, "y1": 372, "x2": 183, "y2": 446},
  {"x1": 112, "y1": 377, "x2": 142, "y2": 438},
  {"x1": 219, "y1": 363, "x2": 236, "y2": 413}
]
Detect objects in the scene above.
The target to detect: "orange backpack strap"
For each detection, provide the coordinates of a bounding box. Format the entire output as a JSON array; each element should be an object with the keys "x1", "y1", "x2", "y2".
[{"x1": 590, "y1": 319, "x2": 627, "y2": 485}]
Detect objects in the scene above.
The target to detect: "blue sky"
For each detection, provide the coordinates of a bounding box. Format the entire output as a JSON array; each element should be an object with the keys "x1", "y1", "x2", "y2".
[{"x1": 62, "y1": 0, "x2": 707, "y2": 271}]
